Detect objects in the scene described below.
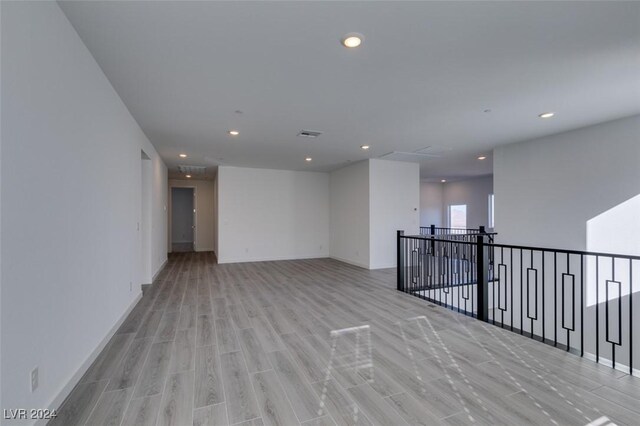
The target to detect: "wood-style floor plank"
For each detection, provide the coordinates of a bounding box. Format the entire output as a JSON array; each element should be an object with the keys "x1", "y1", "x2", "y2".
[
  {"x1": 49, "y1": 380, "x2": 108, "y2": 426},
  {"x1": 193, "y1": 403, "x2": 228, "y2": 426},
  {"x1": 84, "y1": 388, "x2": 133, "y2": 426},
  {"x1": 194, "y1": 345, "x2": 225, "y2": 408},
  {"x1": 197, "y1": 314, "x2": 216, "y2": 347},
  {"x1": 157, "y1": 370, "x2": 195, "y2": 426},
  {"x1": 251, "y1": 369, "x2": 300, "y2": 426},
  {"x1": 220, "y1": 350, "x2": 260, "y2": 424},
  {"x1": 268, "y1": 350, "x2": 323, "y2": 423},
  {"x1": 238, "y1": 328, "x2": 271, "y2": 373},
  {"x1": 49, "y1": 253, "x2": 640, "y2": 426},
  {"x1": 107, "y1": 337, "x2": 154, "y2": 391},
  {"x1": 133, "y1": 341, "x2": 172, "y2": 398},
  {"x1": 121, "y1": 395, "x2": 162, "y2": 426},
  {"x1": 169, "y1": 328, "x2": 196, "y2": 374}
]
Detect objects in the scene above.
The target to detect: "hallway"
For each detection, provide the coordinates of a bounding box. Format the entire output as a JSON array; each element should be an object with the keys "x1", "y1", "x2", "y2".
[{"x1": 51, "y1": 253, "x2": 640, "y2": 426}]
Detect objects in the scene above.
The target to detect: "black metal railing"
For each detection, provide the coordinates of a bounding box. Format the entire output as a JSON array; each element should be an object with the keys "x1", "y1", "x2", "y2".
[
  {"x1": 419, "y1": 224, "x2": 494, "y2": 242},
  {"x1": 397, "y1": 230, "x2": 640, "y2": 375},
  {"x1": 419, "y1": 224, "x2": 487, "y2": 235}
]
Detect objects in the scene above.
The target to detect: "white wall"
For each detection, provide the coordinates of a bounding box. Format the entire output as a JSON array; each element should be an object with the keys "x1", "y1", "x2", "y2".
[
  {"x1": 169, "y1": 179, "x2": 215, "y2": 252},
  {"x1": 442, "y1": 176, "x2": 493, "y2": 229},
  {"x1": 369, "y1": 159, "x2": 420, "y2": 269},
  {"x1": 1, "y1": 2, "x2": 167, "y2": 421},
  {"x1": 151, "y1": 154, "x2": 169, "y2": 278},
  {"x1": 493, "y1": 116, "x2": 640, "y2": 371},
  {"x1": 420, "y1": 182, "x2": 444, "y2": 227},
  {"x1": 217, "y1": 167, "x2": 330, "y2": 263},
  {"x1": 171, "y1": 187, "x2": 194, "y2": 243},
  {"x1": 213, "y1": 176, "x2": 218, "y2": 255},
  {"x1": 0, "y1": 1, "x2": 3, "y2": 413},
  {"x1": 494, "y1": 115, "x2": 640, "y2": 252},
  {"x1": 420, "y1": 176, "x2": 493, "y2": 229},
  {"x1": 0, "y1": 1, "x2": 4, "y2": 414},
  {"x1": 329, "y1": 161, "x2": 370, "y2": 268},
  {"x1": 140, "y1": 155, "x2": 152, "y2": 284}
]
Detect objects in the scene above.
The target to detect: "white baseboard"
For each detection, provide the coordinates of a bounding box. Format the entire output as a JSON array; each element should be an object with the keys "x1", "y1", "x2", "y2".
[
  {"x1": 195, "y1": 247, "x2": 215, "y2": 252},
  {"x1": 329, "y1": 255, "x2": 370, "y2": 269},
  {"x1": 369, "y1": 263, "x2": 396, "y2": 270},
  {"x1": 152, "y1": 258, "x2": 168, "y2": 283},
  {"x1": 36, "y1": 292, "x2": 143, "y2": 426},
  {"x1": 218, "y1": 253, "x2": 329, "y2": 264},
  {"x1": 582, "y1": 351, "x2": 640, "y2": 376}
]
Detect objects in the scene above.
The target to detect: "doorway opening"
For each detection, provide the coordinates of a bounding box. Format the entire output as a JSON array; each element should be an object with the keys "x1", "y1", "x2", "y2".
[
  {"x1": 140, "y1": 150, "x2": 152, "y2": 285},
  {"x1": 171, "y1": 187, "x2": 196, "y2": 252}
]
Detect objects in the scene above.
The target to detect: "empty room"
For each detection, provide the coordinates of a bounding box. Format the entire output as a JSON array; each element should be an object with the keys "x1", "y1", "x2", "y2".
[{"x1": 2, "y1": 1, "x2": 640, "y2": 425}]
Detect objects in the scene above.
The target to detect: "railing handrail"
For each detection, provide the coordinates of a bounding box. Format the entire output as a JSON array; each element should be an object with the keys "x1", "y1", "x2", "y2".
[
  {"x1": 420, "y1": 225, "x2": 487, "y2": 231},
  {"x1": 490, "y1": 242, "x2": 640, "y2": 261},
  {"x1": 401, "y1": 234, "x2": 640, "y2": 261},
  {"x1": 408, "y1": 232, "x2": 498, "y2": 238}
]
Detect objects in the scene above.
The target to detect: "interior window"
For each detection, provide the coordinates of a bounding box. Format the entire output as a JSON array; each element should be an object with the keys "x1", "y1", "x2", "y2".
[{"x1": 449, "y1": 204, "x2": 467, "y2": 229}]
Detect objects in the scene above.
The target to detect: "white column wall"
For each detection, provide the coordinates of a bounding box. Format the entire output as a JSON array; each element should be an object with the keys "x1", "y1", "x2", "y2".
[
  {"x1": 329, "y1": 161, "x2": 371, "y2": 268},
  {"x1": 369, "y1": 159, "x2": 420, "y2": 269}
]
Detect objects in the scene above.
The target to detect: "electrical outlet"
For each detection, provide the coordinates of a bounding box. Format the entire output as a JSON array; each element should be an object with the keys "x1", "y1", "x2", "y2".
[
  {"x1": 31, "y1": 367, "x2": 38, "y2": 392},
  {"x1": 129, "y1": 281, "x2": 132, "y2": 292}
]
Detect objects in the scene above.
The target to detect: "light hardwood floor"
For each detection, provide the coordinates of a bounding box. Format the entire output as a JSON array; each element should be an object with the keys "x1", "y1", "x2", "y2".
[{"x1": 50, "y1": 252, "x2": 640, "y2": 425}]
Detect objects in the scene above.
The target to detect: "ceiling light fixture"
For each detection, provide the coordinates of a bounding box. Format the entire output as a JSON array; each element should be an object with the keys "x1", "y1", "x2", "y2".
[
  {"x1": 478, "y1": 156, "x2": 486, "y2": 160},
  {"x1": 305, "y1": 157, "x2": 313, "y2": 162},
  {"x1": 441, "y1": 179, "x2": 447, "y2": 183},
  {"x1": 179, "y1": 154, "x2": 187, "y2": 158},
  {"x1": 341, "y1": 33, "x2": 363, "y2": 48},
  {"x1": 538, "y1": 112, "x2": 555, "y2": 119},
  {"x1": 361, "y1": 145, "x2": 370, "y2": 150},
  {"x1": 186, "y1": 175, "x2": 192, "y2": 178},
  {"x1": 228, "y1": 130, "x2": 239, "y2": 136}
]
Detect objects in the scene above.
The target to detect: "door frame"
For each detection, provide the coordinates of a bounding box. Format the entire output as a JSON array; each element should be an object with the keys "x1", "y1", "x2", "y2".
[{"x1": 168, "y1": 184, "x2": 197, "y2": 252}]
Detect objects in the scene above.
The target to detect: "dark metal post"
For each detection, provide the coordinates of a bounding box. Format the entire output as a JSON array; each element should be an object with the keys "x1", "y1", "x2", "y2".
[
  {"x1": 479, "y1": 225, "x2": 486, "y2": 234},
  {"x1": 430, "y1": 224, "x2": 436, "y2": 255},
  {"x1": 397, "y1": 230, "x2": 404, "y2": 291},
  {"x1": 476, "y1": 235, "x2": 489, "y2": 321}
]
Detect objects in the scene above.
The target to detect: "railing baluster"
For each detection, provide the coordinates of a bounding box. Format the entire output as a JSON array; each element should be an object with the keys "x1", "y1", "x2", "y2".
[{"x1": 630, "y1": 259, "x2": 633, "y2": 375}]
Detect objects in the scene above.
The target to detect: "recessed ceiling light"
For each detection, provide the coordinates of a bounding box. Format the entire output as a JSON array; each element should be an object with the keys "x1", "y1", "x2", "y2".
[
  {"x1": 478, "y1": 156, "x2": 487, "y2": 160},
  {"x1": 305, "y1": 157, "x2": 313, "y2": 162},
  {"x1": 538, "y1": 112, "x2": 555, "y2": 119},
  {"x1": 341, "y1": 33, "x2": 363, "y2": 48},
  {"x1": 179, "y1": 153, "x2": 187, "y2": 158},
  {"x1": 228, "y1": 130, "x2": 239, "y2": 136},
  {"x1": 186, "y1": 175, "x2": 192, "y2": 178},
  {"x1": 441, "y1": 179, "x2": 447, "y2": 183},
  {"x1": 361, "y1": 145, "x2": 370, "y2": 150}
]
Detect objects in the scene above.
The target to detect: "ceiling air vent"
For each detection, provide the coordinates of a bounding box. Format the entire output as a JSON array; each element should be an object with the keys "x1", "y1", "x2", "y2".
[
  {"x1": 178, "y1": 165, "x2": 207, "y2": 175},
  {"x1": 378, "y1": 146, "x2": 445, "y2": 162},
  {"x1": 297, "y1": 130, "x2": 323, "y2": 138}
]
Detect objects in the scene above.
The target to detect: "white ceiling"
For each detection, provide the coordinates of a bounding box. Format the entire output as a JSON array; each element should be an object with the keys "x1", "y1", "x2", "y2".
[{"x1": 59, "y1": 1, "x2": 640, "y2": 180}]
